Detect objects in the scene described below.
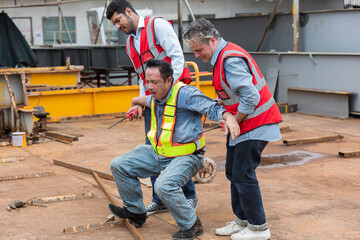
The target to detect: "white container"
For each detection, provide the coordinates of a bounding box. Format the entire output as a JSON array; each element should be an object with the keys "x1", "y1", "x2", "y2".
[{"x1": 11, "y1": 132, "x2": 27, "y2": 147}]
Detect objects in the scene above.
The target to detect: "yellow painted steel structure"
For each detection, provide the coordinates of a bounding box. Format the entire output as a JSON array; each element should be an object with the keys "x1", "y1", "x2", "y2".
[
  {"x1": 0, "y1": 66, "x2": 82, "y2": 87},
  {"x1": 27, "y1": 62, "x2": 217, "y2": 121}
]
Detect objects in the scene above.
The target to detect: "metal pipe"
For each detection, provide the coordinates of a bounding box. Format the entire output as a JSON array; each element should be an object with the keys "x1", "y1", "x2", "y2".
[
  {"x1": 178, "y1": 0, "x2": 183, "y2": 49},
  {"x1": 256, "y1": 0, "x2": 282, "y2": 51},
  {"x1": 184, "y1": 0, "x2": 196, "y2": 22},
  {"x1": 95, "y1": 0, "x2": 108, "y2": 45},
  {"x1": 292, "y1": 0, "x2": 299, "y2": 52},
  {"x1": 59, "y1": 5, "x2": 72, "y2": 44},
  {"x1": 58, "y1": 1, "x2": 63, "y2": 44}
]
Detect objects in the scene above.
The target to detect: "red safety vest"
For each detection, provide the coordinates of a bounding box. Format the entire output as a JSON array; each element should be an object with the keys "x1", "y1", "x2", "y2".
[
  {"x1": 212, "y1": 42, "x2": 282, "y2": 134},
  {"x1": 126, "y1": 17, "x2": 192, "y2": 95}
]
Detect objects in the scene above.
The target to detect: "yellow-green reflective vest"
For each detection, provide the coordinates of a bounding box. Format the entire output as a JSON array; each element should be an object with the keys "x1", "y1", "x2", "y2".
[{"x1": 147, "y1": 82, "x2": 206, "y2": 157}]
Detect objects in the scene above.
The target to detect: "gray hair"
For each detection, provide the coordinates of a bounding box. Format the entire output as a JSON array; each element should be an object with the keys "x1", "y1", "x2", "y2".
[{"x1": 183, "y1": 18, "x2": 220, "y2": 46}]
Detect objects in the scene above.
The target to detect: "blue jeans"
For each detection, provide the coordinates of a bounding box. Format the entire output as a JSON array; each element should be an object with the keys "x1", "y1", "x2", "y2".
[
  {"x1": 110, "y1": 144, "x2": 204, "y2": 231},
  {"x1": 225, "y1": 137, "x2": 269, "y2": 231},
  {"x1": 144, "y1": 106, "x2": 197, "y2": 203}
]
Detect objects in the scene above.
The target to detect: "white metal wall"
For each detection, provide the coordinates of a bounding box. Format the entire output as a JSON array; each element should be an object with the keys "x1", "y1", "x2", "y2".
[{"x1": 0, "y1": 0, "x2": 345, "y2": 45}]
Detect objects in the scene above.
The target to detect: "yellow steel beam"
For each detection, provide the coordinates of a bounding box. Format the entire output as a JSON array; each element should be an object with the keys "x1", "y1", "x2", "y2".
[{"x1": 28, "y1": 82, "x2": 216, "y2": 121}]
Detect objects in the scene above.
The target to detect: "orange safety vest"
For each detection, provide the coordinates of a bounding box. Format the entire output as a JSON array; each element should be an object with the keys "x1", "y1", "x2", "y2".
[
  {"x1": 126, "y1": 17, "x2": 192, "y2": 95},
  {"x1": 212, "y1": 42, "x2": 282, "y2": 135}
]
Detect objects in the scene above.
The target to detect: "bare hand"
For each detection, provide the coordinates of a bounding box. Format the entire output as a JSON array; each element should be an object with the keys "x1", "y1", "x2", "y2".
[{"x1": 221, "y1": 112, "x2": 240, "y2": 141}]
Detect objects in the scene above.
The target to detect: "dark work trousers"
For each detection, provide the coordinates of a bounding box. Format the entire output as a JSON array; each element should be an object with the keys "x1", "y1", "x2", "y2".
[
  {"x1": 144, "y1": 106, "x2": 197, "y2": 203},
  {"x1": 225, "y1": 135, "x2": 268, "y2": 228}
]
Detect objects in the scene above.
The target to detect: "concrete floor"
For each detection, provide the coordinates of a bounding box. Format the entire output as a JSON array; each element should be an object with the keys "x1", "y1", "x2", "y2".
[{"x1": 0, "y1": 112, "x2": 359, "y2": 240}]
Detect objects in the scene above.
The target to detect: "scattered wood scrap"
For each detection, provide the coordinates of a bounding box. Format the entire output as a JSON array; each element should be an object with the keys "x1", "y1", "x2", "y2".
[
  {"x1": 45, "y1": 131, "x2": 78, "y2": 142},
  {"x1": 63, "y1": 221, "x2": 123, "y2": 234},
  {"x1": 26, "y1": 192, "x2": 94, "y2": 206},
  {"x1": 53, "y1": 159, "x2": 150, "y2": 187},
  {"x1": 283, "y1": 135, "x2": 343, "y2": 146},
  {"x1": 53, "y1": 159, "x2": 113, "y2": 180},
  {"x1": 91, "y1": 170, "x2": 144, "y2": 240},
  {"x1": 0, "y1": 171, "x2": 55, "y2": 181},
  {"x1": 0, "y1": 157, "x2": 24, "y2": 163},
  {"x1": 338, "y1": 150, "x2": 360, "y2": 158}
]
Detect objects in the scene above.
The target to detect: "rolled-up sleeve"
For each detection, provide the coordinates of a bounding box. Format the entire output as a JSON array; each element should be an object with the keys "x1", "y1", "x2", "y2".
[
  {"x1": 224, "y1": 57, "x2": 260, "y2": 115},
  {"x1": 154, "y1": 18, "x2": 185, "y2": 82}
]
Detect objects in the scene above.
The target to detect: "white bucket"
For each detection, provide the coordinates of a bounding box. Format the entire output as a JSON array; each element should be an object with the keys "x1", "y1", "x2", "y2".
[{"x1": 11, "y1": 132, "x2": 27, "y2": 147}]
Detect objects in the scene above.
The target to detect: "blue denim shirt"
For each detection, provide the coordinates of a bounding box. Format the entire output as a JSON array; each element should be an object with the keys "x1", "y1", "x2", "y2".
[
  {"x1": 146, "y1": 85, "x2": 225, "y2": 144},
  {"x1": 211, "y1": 38, "x2": 281, "y2": 146}
]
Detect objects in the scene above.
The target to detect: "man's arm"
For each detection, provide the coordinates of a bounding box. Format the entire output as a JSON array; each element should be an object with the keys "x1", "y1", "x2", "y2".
[
  {"x1": 154, "y1": 18, "x2": 185, "y2": 82},
  {"x1": 131, "y1": 96, "x2": 148, "y2": 107}
]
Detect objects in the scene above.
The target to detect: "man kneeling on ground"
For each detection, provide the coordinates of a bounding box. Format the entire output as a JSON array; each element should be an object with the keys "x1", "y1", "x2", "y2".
[{"x1": 108, "y1": 59, "x2": 239, "y2": 239}]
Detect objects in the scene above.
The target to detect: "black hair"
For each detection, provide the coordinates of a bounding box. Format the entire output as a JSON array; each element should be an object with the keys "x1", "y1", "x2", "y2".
[
  {"x1": 106, "y1": 0, "x2": 137, "y2": 20},
  {"x1": 146, "y1": 59, "x2": 173, "y2": 82}
]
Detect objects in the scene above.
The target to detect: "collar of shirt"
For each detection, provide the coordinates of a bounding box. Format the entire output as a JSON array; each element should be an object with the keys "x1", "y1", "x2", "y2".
[
  {"x1": 130, "y1": 15, "x2": 145, "y2": 38},
  {"x1": 210, "y1": 37, "x2": 227, "y2": 66}
]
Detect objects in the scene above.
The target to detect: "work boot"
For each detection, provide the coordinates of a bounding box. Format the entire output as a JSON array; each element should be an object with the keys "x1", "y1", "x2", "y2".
[
  {"x1": 231, "y1": 228, "x2": 271, "y2": 240},
  {"x1": 215, "y1": 220, "x2": 246, "y2": 236},
  {"x1": 108, "y1": 204, "x2": 147, "y2": 228},
  {"x1": 172, "y1": 217, "x2": 203, "y2": 240}
]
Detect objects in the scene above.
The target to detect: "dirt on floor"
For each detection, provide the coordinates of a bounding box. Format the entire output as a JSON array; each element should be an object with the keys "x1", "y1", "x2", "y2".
[{"x1": 0, "y1": 112, "x2": 359, "y2": 240}]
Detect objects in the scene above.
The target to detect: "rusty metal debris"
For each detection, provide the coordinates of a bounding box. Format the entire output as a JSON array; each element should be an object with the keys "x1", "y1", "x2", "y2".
[{"x1": 6, "y1": 200, "x2": 26, "y2": 211}]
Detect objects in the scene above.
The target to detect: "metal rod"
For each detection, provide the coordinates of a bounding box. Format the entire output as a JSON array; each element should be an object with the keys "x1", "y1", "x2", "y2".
[
  {"x1": 256, "y1": 0, "x2": 282, "y2": 51},
  {"x1": 59, "y1": 5, "x2": 73, "y2": 44},
  {"x1": 178, "y1": 0, "x2": 183, "y2": 49},
  {"x1": 184, "y1": 0, "x2": 196, "y2": 22},
  {"x1": 95, "y1": 0, "x2": 108, "y2": 45},
  {"x1": 292, "y1": 0, "x2": 299, "y2": 52},
  {"x1": 58, "y1": 1, "x2": 63, "y2": 44}
]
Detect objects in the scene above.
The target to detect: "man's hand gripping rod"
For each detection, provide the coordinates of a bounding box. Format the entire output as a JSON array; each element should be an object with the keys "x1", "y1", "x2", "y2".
[{"x1": 108, "y1": 109, "x2": 139, "y2": 129}]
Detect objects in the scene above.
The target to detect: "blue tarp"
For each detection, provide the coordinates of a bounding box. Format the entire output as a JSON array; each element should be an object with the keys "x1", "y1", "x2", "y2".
[{"x1": 0, "y1": 12, "x2": 38, "y2": 67}]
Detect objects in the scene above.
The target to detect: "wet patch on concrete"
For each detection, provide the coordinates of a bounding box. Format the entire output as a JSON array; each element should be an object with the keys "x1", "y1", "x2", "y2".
[{"x1": 259, "y1": 151, "x2": 324, "y2": 169}]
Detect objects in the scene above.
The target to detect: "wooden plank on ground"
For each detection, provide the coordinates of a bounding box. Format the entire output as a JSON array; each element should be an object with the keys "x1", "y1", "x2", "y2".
[
  {"x1": 91, "y1": 170, "x2": 144, "y2": 240},
  {"x1": 63, "y1": 221, "x2": 123, "y2": 234},
  {"x1": 284, "y1": 135, "x2": 344, "y2": 145},
  {"x1": 283, "y1": 134, "x2": 344, "y2": 146},
  {"x1": 45, "y1": 131, "x2": 79, "y2": 141},
  {"x1": 53, "y1": 159, "x2": 114, "y2": 180},
  {"x1": 338, "y1": 150, "x2": 360, "y2": 158},
  {"x1": 27, "y1": 192, "x2": 94, "y2": 206},
  {"x1": 0, "y1": 171, "x2": 55, "y2": 181}
]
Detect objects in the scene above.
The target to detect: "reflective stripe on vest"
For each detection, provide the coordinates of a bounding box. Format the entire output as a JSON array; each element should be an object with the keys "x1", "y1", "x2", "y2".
[
  {"x1": 213, "y1": 42, "x2": 282, "y2": 134},
  {"x1": 147, "y1": 82, "x2": 206, "y2": 157}
]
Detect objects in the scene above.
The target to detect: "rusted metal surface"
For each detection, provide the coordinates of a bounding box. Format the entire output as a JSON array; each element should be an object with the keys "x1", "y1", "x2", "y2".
[
  {"x1": 63, "y1": 221, "x2": 123, "y2": 234},
  {"x1": 91, "y1": 171, "x2": 145, "y2": 240},
  {"x1": 0, "y1": 171, "x2": 56, "y2": 181},
  {"x1": 45, "y1": 135, "x2": 73, "y2": 145},
  {"x1": 3, "y1": 75, "x2": 20, "y2": 120},
  {"x1": 283, "y1": 135, "x2": 344, "y2": 146},
  {"x1": 338, "y1": 150, "x2": 360, "y2": 158},
  {"x1": 292, "y1": 0, "x2": 299, "y2": 51}
]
